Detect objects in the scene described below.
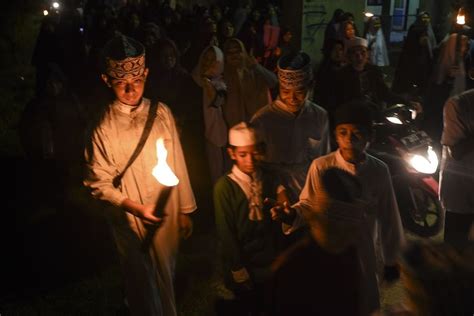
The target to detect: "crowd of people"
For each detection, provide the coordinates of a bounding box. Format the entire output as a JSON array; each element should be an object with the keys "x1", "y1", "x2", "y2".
[{"x1": 18, "y1": 0, "x2": 474, "y2": 315}]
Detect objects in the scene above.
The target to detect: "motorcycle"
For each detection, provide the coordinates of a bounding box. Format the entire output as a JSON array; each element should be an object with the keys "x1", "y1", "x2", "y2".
[{"x1": 367, "y1": 103, "x2": 443, "y2": 237}]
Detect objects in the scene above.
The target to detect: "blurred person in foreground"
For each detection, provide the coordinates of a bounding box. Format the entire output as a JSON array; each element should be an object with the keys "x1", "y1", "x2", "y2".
[
  {"x1": 378, "y1": 241, "x2": 474, "y2": 315},
  {"x1": 272, "y1": 101, "x2": 405, "y2": 315},
  {"x1": 267, "y1": 167, "x2": 365, "y2": 315}
]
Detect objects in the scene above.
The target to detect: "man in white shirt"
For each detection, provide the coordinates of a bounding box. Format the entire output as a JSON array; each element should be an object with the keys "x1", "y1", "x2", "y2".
[
  {"x1": 440, "y1": 89, "x2": 474, "y2": 249},
  {"x1": 251, "y1": 52, "x2": 330, "y2": 205}
]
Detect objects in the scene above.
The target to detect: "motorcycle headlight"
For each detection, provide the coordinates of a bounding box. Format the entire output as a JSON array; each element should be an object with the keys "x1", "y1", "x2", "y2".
[
  {"x1": 386, "y1": 116, "x2": 403, "y2": 124},
  {"x1": 407, "y1": 146, "x2": 439, "y2": 174}
]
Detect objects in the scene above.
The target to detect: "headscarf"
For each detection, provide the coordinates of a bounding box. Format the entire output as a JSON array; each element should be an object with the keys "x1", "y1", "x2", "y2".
[
  {"x1": 192, "y1": 45, "x2": 228, "y2": 147},
  {"x1": 223, "y1": 38, "x2": 272, "y2": 126}
]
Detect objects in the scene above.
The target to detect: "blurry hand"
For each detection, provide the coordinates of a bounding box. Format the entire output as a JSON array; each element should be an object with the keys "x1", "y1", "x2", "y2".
[
  {"x1": 265, "y1": 198, "x2": 296, "y2": 225},
  {"x1": 135, "y1": 204, "x2": 164, "y2": 225},
  {"x1": 179, "y1": 213, "x2": 193, "y2": 239}
]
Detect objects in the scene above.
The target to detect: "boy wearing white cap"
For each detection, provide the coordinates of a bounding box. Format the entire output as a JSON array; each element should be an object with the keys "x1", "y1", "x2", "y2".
[{"x1": 213, "y1": 122, "x2": 285, "y2": 314}]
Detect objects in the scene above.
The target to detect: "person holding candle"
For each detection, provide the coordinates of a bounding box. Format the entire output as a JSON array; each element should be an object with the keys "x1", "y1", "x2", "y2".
[
  {"x1": 84, "y1": 35, "x2": 196, "y2": 316},
  {"x1": 213, "y1": 122, "x2": 287, "y2": 315}
]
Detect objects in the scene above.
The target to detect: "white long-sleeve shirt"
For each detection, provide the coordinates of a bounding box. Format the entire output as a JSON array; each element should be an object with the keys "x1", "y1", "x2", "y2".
[
  {"x1": 84, "y1": 98, "x2": 196, "y2": 316},
  {"x1": 291, "y1": 150, "x2": 405, "y2": 314}
]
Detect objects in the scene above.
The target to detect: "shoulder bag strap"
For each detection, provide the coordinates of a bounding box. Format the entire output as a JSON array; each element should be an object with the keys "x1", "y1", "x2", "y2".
[{"x1": 113, "y1": 100, "x2": 158, "y2": 188}]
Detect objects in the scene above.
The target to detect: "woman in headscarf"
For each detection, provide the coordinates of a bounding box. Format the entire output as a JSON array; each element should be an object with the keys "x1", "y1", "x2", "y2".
[
  {"x1": 364, "y1": 16, "x2": 389, "y2": 67},
  {"x1": 145, "y1": 38, "x2": 198, "y2": 126},
  {"x1": 336, "y1": 19, "x2": 357, "y2": 58},
  {"x1": 217, "y1": 19, "x2": 235, "y2": 50},
  {"x1": 392, "y1": 12, "x2": 437, "y2": 95},
  {"x1": 222, "y1": 38, "x2": 278, "y2": 128},
  {"x1": 192, "y1": 45, "x2": 230, "y2": 184},
  {"x1": 323, "y1": 8, "x2": 344, "y2": 48},
  {"x1": 313, "y1": 39, "x2": 346, "y2": 113}
]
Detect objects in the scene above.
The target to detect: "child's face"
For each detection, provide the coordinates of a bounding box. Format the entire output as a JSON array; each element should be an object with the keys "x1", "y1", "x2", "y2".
[
  {"x1": 228, "y1": 145, "x2": 259, "y2": 175},
  {"x1": 335, "y1": 124, "x2": 369, "y2": 162},
  {"x1": 102, "y1": 70, "x2": 148, "y2": 106}
]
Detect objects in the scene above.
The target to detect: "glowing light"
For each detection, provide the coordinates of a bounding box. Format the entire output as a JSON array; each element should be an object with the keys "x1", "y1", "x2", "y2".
[
  {"x1": 408, "y1": 146, "x2": 438, "y2": 174},
  {"x1": 52, "y1": 2, "x2": 60, "y2": 9},
  {"x1": 43, "y1": 10, "x2": 49, "y2": 16},
  {"x1": 152, "y1": 138, "x2": 179, "y2": 187},
  {"x1": 457, "y1": 8, "x2": 465, "y2": 25},
  {"x1": 386, "y1": 116, "x2": 403, "y2": 124},
  {"x1": 364, "y1": 12, "x2": 374, "y2": 18}
]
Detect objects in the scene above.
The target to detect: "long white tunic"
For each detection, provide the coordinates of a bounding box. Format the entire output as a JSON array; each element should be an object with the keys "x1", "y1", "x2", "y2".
[
  {"x1": 292, "y1": 150, "x2": 405, "y2": 315},
  {"x1": 251, "y1": 99, "x2": 330, "y2": 203},
  {"x1": 84, "y1": 98, "x2": 196, "y2": 316}
]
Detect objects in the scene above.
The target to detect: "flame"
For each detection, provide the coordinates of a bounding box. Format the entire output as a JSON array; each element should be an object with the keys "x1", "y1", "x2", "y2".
[
  {"x1": 457, "y1": 8, "x2": 465, "y2": 25},
  {"x1": 152, "y1": 138, "x2": 179, "y2": 187}
]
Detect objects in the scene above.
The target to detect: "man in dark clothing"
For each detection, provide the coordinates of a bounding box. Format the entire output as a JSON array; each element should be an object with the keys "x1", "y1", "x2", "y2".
[{"x1": 334, "y1": 37, "x2": 407, "y2": 111}]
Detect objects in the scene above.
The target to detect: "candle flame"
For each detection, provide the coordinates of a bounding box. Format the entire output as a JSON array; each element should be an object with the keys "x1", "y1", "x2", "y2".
[{"x1": 152, "y1": 138, "x2": 179, "y2": 187}]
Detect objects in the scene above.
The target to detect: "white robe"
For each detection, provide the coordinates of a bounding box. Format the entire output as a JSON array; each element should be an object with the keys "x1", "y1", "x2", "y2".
[
  {"x1": 366, "y1": 29, "x2": 390, "y2": 67},
  {"x1": 84, "y1": 98, "x2": 196, "y2": 316},
  {"x1": 251, "y1": 99, "x2": 330, "y2": 203},
  {"x1": 292, "y1": 150, "x2": 405, "y2": 315}
]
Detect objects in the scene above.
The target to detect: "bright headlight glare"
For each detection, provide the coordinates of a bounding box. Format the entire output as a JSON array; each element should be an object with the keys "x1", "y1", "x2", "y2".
[
  {"x1": 43, "y1": 9, "x2": 49, "y2": 16},
  {"x1": 52, "y1": 2, "x2": 60, "y2": 9},
  {"x1": 408, "y1": 146, "x2": 438, "y2": 174},
  {"x1": 386, "y1": 116, "x2": 403, "y2": 124}
]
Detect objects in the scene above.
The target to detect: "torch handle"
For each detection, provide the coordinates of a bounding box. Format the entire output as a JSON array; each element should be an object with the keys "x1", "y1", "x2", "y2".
[{"x1": 141, "y1": 186, "x2": 174, "y2": 252}]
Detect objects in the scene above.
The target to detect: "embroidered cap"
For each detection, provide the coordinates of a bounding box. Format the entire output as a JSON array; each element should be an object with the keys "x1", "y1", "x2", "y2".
[
  {"x1": 103, "y1": 35, "x2": 146, "y2": 80},
  {"x1": 277, "y1": 52, "x2": 313, "y2": 90},
  {"x1": 229, "y1": 122, "x2": 256, "y2": 147}
]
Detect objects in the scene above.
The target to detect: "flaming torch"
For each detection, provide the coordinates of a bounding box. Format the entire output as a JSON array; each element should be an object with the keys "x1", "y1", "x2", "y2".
[
  {"x1": 456, "y1": 7, "x2": 466, "y2": 25},
  {"x1": 142, "y1": 138, "x2": 179, "y2": 251}
]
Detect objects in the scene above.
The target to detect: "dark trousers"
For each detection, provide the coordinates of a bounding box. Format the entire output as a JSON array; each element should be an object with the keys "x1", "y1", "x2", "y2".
[{"x1": 444, "y1": 211, "x2": 474, "y2": 250}]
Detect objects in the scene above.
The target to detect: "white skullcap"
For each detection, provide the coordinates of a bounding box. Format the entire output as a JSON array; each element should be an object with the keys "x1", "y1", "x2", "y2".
[
  {"x1": 229, "y1": 122, "x2": 256, "y2": 147},
  {"x1": 346, "y1": 37, "x2": 368, "y2": 51}
]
